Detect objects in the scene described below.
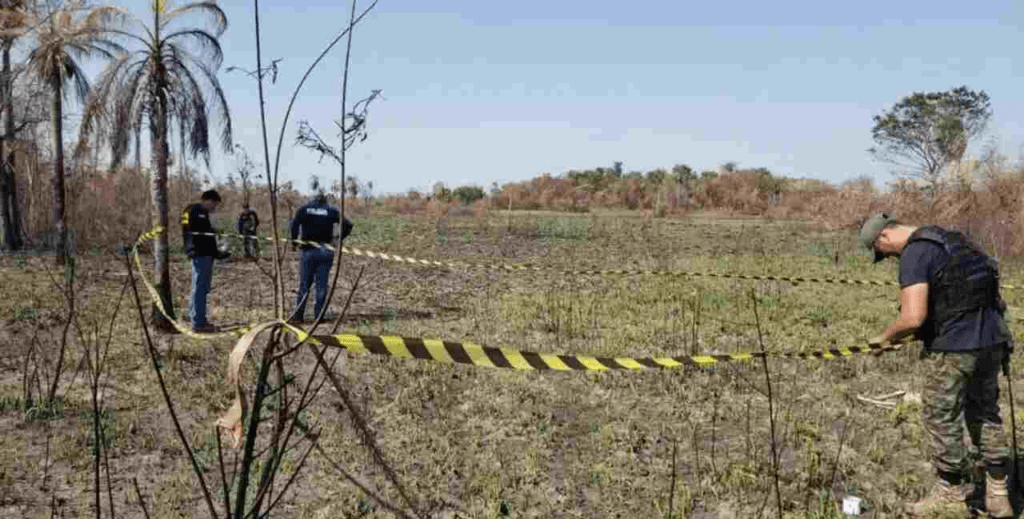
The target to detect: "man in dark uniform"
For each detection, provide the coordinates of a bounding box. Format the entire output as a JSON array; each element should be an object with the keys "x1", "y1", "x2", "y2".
[
  {"x1": 289, "y1": 192, "x2": 353, "y2": 322},
  {"x1": 860, "y1": 212, "x2": 1013, "y2": 518},
  {"x1": 181, "y1": 190, "x2": 229, "y2": 333},
  {"x1": 237, "y1": 204, "x2": 260, "y2": 259}
]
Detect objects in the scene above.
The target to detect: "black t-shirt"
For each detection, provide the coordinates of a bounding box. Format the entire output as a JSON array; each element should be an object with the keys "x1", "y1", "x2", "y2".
[{"x1": 899, "y1": 240, "x2": 1009, "y2": 351}]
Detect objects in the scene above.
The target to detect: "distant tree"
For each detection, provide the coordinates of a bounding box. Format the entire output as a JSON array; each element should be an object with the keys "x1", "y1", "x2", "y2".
[
  {"x1": 753, "y1": 168, "x2": 783, "y2": 204},
  {"x1": 612, "y1": 161, "x2": 623, "y2": 177},
  {"x1": 869, "y1": 86, "x2": 991, "y2": 195},
  {"x1": 841, "y1": 175, "x2": 876, "y2": 193},
  {"x1": 233, "y1": 144, "x2": 258, "y2": 206},
  {"x1": 645, "y1": 168, "x2": 667, "y2": 182},
  {"x1": 672, "y1": 164, "x2": 696, "y2": 206},
  {"x1": 361, "y1": 179, "x2": 373, "y2": 205},
  {"x1": 452, "y1": 184, "x2": 485, "y2": 205},
  {"x1": 720, "y1": 161, "x2": 738, "y2": 173},
  {"x1": 432, "y1": 181, "x2": 451, "y2": 202},
  {"x1": 700, "y1": 170, "x2": 718, "y2": 181}
]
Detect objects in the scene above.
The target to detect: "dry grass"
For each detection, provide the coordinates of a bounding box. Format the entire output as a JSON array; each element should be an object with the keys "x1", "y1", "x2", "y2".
[{"x1": 2, "y1": 212, "x2": 1024, "y2": 518}]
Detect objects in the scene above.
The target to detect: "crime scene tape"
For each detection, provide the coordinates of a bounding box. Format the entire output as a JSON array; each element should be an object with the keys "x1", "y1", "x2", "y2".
[
  {"x1": 132, "y1": 228, "x2": 917, "y2": 447},
  {"x1": 212, "y1": 319, "x2": 912, "y2": 447},
  {"x1": 125, "y1": 227, "x2": 995, "y2": 449},
  {"x1": 189, "y1": 230, "x2": 1022, "y2": 290},
  {"x1": 137, "y1": 227, "x2": 916, "y2": 362},
  {"x1": 288, "y1": 328, "x2": 912, "y2": 369}
]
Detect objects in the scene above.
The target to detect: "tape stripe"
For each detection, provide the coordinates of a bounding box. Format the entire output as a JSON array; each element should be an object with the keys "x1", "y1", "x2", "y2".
[
  {"x1": 634, "y1": 358, "x2": 659, "y2": 370},
  {"x1": 446, "y1": 342, "x2": 472, "y2": 365},
  {"x1": 520, "y1": 351, "x2": 550, "y2": 370},
  {"x1": 560, "y1": 356, "x2": 586, "y2": 370},
  {"x1": 483, "y1": 346, "x2": 511, "y2": 369},
  {"x1": 403, "y1": 338, "x2": 434, "y2": 362}
]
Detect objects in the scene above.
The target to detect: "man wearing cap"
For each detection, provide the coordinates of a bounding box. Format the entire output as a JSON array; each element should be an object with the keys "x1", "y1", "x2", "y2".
[
  {"x1": 859, "y1": 212, "x2": 1013, "y2": 517},
  {"x1": 289, "y1": 192, "x2": 353, "y2": 323}
]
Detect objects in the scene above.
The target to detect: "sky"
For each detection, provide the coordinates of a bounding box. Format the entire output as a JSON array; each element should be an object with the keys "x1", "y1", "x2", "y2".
[{"x1": 45, "y1": 0, "x2": 1024, "y2": 195}]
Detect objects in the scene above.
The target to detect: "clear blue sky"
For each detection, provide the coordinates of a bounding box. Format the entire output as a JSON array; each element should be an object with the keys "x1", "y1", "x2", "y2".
[{"x1": 87, "y1": 0, "x2": 1024, "y2": 195}]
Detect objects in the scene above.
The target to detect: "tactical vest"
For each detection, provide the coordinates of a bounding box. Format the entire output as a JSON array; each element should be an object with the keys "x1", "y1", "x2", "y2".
[
  {"x1": 906, "y1": 225, "x2": 1004, "y2": 349},
  {"x1": 240, "y1": 212, "x2": 257, "y2": 232}
]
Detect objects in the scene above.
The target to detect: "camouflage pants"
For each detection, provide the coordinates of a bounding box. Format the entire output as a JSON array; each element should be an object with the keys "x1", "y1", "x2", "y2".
[
  {"x1": 921, "y1": 342, "x2": 1011, "y2": 476},
  {"x1": 242, "y1": 233, "x2": 259, "y2": 258}
]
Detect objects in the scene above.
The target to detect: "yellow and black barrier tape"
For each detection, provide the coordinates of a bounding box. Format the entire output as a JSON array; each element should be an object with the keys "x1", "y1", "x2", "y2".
[
  {"x1": 134, "y1": 227, "x2": 915, "y2": 448},
  {"x1": 186, "y1": 229, "x2": 1022, "y2": 291},
  {"x1": 286, "y1": 327, "x2": 911, "y2": 370},
  {"x1": 133, "y1": 227, "x2": 911, "y2": 365}
]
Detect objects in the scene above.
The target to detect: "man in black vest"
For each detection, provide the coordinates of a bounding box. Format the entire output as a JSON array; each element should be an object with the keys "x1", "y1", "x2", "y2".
[
  {"x1": 237, "y1": 204, "x2": 260, "y2": 259},
  {"x1": 289, "y1": 192, "x2": 353, "y2": 322},
  {"x1": 860, "y1": 212, "x2": 1013, "y2": 518},
  {"x1": 181, "y1": 190, "x2": 229, "y2": 333}
]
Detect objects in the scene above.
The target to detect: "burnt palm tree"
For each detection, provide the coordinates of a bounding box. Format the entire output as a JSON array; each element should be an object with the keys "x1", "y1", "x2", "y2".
[
  {"x1": 0, "y1": 0, "x2": 28, "y2": 251},
  {"x1": 79, "y1": 0, "x2": 232, "y2": 330},
  {"x1": 28, "y1": 1, "x2": 123, "y2": 264}
]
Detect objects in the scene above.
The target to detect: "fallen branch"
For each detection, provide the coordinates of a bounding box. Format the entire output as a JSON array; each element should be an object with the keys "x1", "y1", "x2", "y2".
[{"x1": 855, "y1": 394, "x2": 897, "y2": 409}]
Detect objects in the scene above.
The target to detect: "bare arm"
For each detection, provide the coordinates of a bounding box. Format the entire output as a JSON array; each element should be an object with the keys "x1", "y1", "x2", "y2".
[{"x1": 872, "y1": 282, "x2": 928, "y2": 346}]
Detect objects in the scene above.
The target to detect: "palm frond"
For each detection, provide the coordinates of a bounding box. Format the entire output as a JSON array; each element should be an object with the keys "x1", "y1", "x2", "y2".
[
  {"x1": 162, "y1": 2, "x2": 226, "y2": 37},
  {"x1": 162, "y1": 28, "x2": 223, "y2": 67},
  {"x1": 183, "y1": 49, "x2": 231, "y2": 152},
  {"x1": 63, "y1": 57, "x2": 89, "y2": 103}
]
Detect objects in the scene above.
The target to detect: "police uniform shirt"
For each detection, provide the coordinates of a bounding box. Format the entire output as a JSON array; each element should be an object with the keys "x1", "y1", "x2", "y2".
[
  {"x1": 900, "y1": 240, "x2": 1011, "y2": 351},
  {"x1": 290, "y1": 203, "x2": 341, "y2": 247}
]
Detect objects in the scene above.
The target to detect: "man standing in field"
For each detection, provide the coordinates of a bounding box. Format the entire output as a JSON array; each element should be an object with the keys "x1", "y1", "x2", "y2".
[
  {"x1": 181, "y1": 190, "x2": 230, "y2": 333},
  {"x1": 289, "y1": 192, "x2": 353, "y2": 323},
  {"x1": 860, "y1": 212, "x2": 1013, "y2": 518},
  {"x1": 237, "y1": 204, "x2": 260, "y2": 259}
]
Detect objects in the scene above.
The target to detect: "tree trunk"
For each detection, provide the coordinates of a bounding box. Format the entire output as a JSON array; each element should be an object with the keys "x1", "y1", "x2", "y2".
[
  {"x1": 0, "y1": 39, "x2": 21, "y2": 251},
  {"x1": 135, "y1": 121, "x2": 149, "y2": 225},
  {"x1": 0, "y1": 39, "x2": 9, "y2": 249},
  {"x1": 51, "y1": 75, "x2": 66, "y2": 265},
  {"x1": 150, "y1": 82, "x2": 176, "y2": 330}
]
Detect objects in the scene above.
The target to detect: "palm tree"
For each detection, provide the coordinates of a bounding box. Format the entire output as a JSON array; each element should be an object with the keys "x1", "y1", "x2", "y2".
[
  {"x1": 28, "y1": 1, "x2": 123, "y2": 265},
  {"x1": 0, "y1": 0, "x2": 27, "y2": 251},
  {"x1": 79, "y1": 0, "x2": 232, "y2": 330}
]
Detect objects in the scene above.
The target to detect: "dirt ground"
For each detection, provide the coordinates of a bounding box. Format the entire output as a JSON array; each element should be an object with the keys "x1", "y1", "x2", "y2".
[{"x1": 3, "y1": 212, "x2": 1024, "y2": 518}]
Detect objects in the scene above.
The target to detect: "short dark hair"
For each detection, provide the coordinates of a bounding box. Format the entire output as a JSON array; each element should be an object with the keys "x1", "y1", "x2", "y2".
[
  {"x1": 883, "y1": 220, "x2": 901, "y2": 230},
  {"x1": 201, "y1": 189, "x2": 221, "y2": 202}
]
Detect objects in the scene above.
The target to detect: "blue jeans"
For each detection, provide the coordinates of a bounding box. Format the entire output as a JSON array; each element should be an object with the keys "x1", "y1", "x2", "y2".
[
  {"x1": 189, "y1": 256, "x2": 214, "y2": 327},
  {"x1": 294, "y1": 247, "x2": 334, "y2": 320}
]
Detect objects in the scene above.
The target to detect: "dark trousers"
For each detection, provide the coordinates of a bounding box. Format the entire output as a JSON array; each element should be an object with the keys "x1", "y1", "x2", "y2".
[
  {"x1": 242, "y1": 232, "x2": 259, "y2": 258},
  {"x1": 293, "y1": 247, "x2": 334, "y2": 321},
  {"x1": 188, "y1": 256, "x2": 213, "y2": 327}
]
